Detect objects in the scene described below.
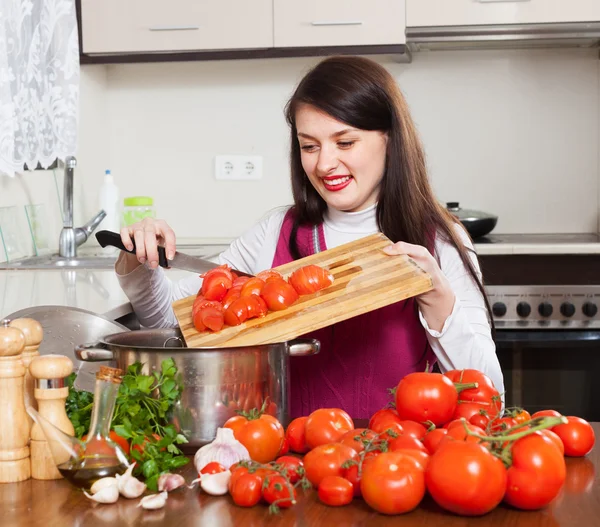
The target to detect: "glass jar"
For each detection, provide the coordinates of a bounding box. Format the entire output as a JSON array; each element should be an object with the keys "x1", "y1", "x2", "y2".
[{"x1": 122, "y1": 196, "x2": 156, "y2": 227}]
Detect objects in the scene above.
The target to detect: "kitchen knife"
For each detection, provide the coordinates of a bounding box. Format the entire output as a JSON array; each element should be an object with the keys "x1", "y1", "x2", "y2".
[{"x1": 96, "y1": 230, "x2": 253, "y2": 277}]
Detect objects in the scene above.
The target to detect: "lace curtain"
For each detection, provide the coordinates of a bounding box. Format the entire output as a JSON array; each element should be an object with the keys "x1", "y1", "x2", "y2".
[{"x1": 0, "y1": 0, "x2": 79, "y2": 177}]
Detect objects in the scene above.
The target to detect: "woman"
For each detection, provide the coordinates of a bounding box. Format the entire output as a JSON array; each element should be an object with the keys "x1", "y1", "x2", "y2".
[{"x1": 116, "y1": 56, "x2": 504, "y2": 419}]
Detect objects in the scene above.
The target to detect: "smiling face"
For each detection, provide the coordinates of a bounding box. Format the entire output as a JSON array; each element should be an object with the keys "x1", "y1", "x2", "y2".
[{"x1": 295, "y1": 104, "x2": 388, "y2": 213}]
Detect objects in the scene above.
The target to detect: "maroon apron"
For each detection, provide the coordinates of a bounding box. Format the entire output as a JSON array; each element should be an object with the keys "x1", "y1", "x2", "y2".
[{"x1": 272, "y1": 210, "x2": 435, "y2": 419}]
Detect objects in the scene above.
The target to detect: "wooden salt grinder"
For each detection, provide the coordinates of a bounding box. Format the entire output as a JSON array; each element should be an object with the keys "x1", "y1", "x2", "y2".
[
  {"x1": 9, "y1": 318, "x2": 43, "y2": 425},
  {"x1": 0, "y1": 320, "x2": 30, "y2": 483},
  {"x1": 29, "y1": 354, "x2": 74, "y2": 480}
]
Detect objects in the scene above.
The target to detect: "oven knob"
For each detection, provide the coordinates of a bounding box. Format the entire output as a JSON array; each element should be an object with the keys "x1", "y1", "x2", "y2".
[
  {"x1": 492, "y1": 302, "x2": 507, "y2": 317},
  {"x1": 516, "y1": 302, "x2": 531, "y2": 317},
  {"x1": 560, "y1": 302, "x2": 576, "y2": 318},
  {"x1": 538, "y1": 302, "x2": 553, "y2": 317},
  {"x1": 583, "y1": 302, "x2": 598, "y2": 318}
]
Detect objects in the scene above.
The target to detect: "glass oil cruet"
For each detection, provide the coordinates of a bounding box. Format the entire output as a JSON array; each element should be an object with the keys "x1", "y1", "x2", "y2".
[{"x1": 27, "y1": 366, "x2": 130, "y2": 489}]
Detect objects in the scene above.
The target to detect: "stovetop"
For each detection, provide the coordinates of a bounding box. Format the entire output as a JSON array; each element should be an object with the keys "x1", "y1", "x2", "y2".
[{"x1": 474, "y1": 233, "x2": 600, "y2": 245}]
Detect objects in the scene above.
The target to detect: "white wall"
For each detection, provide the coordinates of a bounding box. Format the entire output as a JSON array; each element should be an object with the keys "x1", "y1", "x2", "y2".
[{"x1": 1, "y1": 48, "x2": 599, "y2": 256}]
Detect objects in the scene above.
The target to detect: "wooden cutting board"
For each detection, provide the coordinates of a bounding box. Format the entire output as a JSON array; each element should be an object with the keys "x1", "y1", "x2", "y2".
[{"x1": 172, "y1": 233, "x2": 433, "y2": 348}]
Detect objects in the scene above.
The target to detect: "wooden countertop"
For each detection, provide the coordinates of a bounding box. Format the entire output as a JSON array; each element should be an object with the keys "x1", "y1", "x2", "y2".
[{"x1": 2, "y1": 423, "x2": 599, "y2": 527}]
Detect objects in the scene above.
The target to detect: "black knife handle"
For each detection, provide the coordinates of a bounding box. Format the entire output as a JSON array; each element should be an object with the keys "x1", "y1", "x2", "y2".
[{"x1": 95, "y1": 230, "x2": 169, "y2": 268}]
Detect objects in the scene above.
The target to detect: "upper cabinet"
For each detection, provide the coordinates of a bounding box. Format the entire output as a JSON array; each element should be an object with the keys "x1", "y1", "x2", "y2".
[
  {"x1": 273, "y1": 0, "x2": 406, "y2": 47},
  {"x1": 81, "y1": 0, "x2": 273, "y2": 54},
  {"x1": 407, "y1": 0, "x2": 600, "y2": 28}
]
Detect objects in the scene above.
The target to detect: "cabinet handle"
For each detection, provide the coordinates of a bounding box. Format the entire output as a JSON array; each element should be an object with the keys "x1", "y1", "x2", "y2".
[
  {"x1": 310, "y1": 21, "x2": 363, "y2": 27},
  {"x1": 149, "y1": 25, "x2": 200, "y2": 32}
]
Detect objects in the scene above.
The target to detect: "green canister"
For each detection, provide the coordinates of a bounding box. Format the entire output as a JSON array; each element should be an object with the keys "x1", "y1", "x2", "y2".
[{"x1": 122, "y1": 196, "x2": 156, "y2": 227}]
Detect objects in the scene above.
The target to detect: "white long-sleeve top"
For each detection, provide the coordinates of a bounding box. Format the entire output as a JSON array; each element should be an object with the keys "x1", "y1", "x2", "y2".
[{"x1": 117, "y1": 204, "x2": 504, "y2": 394}]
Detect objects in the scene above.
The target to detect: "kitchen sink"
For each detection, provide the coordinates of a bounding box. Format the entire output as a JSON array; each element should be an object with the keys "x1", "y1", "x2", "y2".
[{"x1": 0, "y1": 253, "x2": 117, "y2": 270}]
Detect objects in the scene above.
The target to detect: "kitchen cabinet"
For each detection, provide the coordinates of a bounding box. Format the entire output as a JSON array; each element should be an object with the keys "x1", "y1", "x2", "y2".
[
  {"x1": 80, "y1": 0, "x2": 273, "y2": 54},
  {"x1": 273, "y1": 0, "x2": 406, "y2": 48},
  {"x1": 407, "y1": 0, "x2": 600, "y2": 28}
]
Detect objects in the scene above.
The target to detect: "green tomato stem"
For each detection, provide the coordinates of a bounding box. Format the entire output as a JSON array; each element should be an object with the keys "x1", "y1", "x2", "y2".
[{"x1": 466, "y1": 416, "x2": 567, "y2": 443}]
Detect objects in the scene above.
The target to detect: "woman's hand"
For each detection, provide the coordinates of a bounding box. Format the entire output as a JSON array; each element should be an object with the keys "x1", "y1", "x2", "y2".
[
  {"x1": 383, "y1": 242, "x2": 455, "y2": 332},
  {"x1": 116, "y1": 218, "x2": 176, "y2": 274}
]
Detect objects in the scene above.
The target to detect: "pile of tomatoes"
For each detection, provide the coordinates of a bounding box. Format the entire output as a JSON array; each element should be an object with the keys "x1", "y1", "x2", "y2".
[
  {"x1": 201, "y1": 368, "x2": 596, "y2": 516},
  {"x1": 191, "y1": 264, "x2": 333, "y2": 333}
]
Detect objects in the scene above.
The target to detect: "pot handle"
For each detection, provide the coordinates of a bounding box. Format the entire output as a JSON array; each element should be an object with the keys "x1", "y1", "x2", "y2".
[
  {"x1": 287, "y1": 338, "x2": 320, "y2": 357},
  {"x1": 75, "y1": 342, "x2": 114, "y2": 362}
]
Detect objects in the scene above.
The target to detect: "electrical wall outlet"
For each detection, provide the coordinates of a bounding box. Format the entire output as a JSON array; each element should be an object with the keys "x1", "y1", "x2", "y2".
[{"x1": 215, "y1": 155, "x2": 263, "y2": 180}]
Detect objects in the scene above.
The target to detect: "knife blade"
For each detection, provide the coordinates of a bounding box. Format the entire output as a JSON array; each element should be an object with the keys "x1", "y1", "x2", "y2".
[{"x1": 95, "y1": 230, "x2": 253, "y2": 277}]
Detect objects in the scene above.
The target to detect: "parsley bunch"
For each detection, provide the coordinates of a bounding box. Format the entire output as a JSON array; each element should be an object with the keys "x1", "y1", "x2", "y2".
[{"x1": 65, "y1": 358, "x2": 189, "y2": 491}]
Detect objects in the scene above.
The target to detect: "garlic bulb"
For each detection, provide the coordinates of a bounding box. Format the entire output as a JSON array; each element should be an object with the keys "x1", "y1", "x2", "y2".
[
  {"x1": 138, "y1": 491, "x2": 168, "y2": 510},
  {"x1": 194, "y1": 427, "x2": 250, "y2": 473},
  {"x1": 116, "y1": 463, "x2": 147, "y2": 499},
  {"x1": 84, "y1": 484, "x2": 119, "y2": 504},
  {"x1": 158, "y1": 473, "x2": 186, "y2": 492},
  {"x1": 200, "y1": 470, "x2": 231, "y2": 496},
  {"x1": 90, "y1": 477, "x2": 118, "y2": 495}
]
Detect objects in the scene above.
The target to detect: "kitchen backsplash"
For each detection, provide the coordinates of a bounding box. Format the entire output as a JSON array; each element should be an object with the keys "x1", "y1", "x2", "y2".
[{"x1": 1, "y1": 48, "x2": 599, "y2": 252}]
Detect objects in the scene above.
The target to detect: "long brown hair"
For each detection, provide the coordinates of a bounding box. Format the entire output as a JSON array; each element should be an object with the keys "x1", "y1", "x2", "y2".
[{"x1": 284, "y1": 56, "x2": 494, "y2": 326}]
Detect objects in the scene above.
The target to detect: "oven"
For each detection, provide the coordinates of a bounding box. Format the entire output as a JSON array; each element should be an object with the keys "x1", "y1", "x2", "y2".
[{"x1": 480, "y1": 251, "x2": 600, "y2": 422}]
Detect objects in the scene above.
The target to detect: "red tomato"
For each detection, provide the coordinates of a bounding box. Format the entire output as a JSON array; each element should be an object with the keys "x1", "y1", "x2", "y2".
[
  {"x1": 368, "y1": 408, "x2": 404, "y2": 437},
  {"x1": 490, "y1": 416, "x2": 518, "y2": 434},
  {"x1": 395, "y1": 372, "x2": 458, "y2": 427},
  {"x1": 423, "y1": 428, "x2": 448, "y2": 455},
  {"x1": 343, "y1": 453, "x2": 377, "y2": 498},
  {"x1": 230, "y1": 472, "x2": 263, "y2": 507},
  {"x1": 552, "y1": 416, "x2": 595, "y2": 457},
  {"x1": 278, "y1": 437, "x2": 289, "y2": 456},
  {"x1": 275, "y1": 455, "x2": 304, "y2": 484},
  {"x1": 453, "y1": 401, "x2": 494, "y2": 426},
  {"x1": 200, "y1": 461, "x2": 226, "y2": 475},
  {"x1": 262, "y1": 475, "x2": 296, "y2": 508},
  {"x1": 426, "y1": 442, "x2": 507, "y2": 516},
  {"x1": 286, "y1": 416, "x2": 309, "y2": 454},
  {"x1": 338, "y1": 428, "x2": 377, "y2": 453},
  {"x1": 305, "y1": 408, "x2": 354, "y2": 449},
  {"x1": 318, "y1": 476, "x2": 354, "y2": 507},
  {"x1": 443, "y1": 369, "x2": 501, "y2": 414},
  {"x1": 540, "y1": 429, "x2": 565, "y2": 456},
  {"x1": 288, "y1": 265, "x2": 334, "y2": 295},
  {"x1": 437, "y1": 420, "x2": 485, "y2": 448},
  {"x1": 360, "y1": 452, "x2": 426, "y2": 514},
  {"x1": 224, "y1": 413, "x2": 284, "y2": 463},
  {"x1": 504, "y1": 432, "x2": 566, "y2": 510},
  {"x1": 388, "y1": 434, "x2": 429, "y2": 454},
  {"x1": 256, "y1": 269, "x2": 283, "y2": 282},
  {"x1": 240, "y1": 277, "x2": 266, "y2": 297},
  {"x1": 191, "y1": 297, "x2": 222, "y2": 320},
  {"x1": 222, "y1": 286, "x2": 242, "y2": 310},
  {"x1": 232, "y1": 276, "x2": 250, "y2": 287},
  {"x1": 303, "y1": 443, "x2": 359, "y2": 487},
  {"x1": 82, "y1": 431, "x2": 130, "y2": 457},
  {"x1": 532, "y1": 409, "x2": 562, "y2": 419},
  {"x1": 469, "y1": 411, "x2": 491, "y2": 430},
  {"x1": 260, "y1": 279, "x2": 299, "y2": 311},
  {"x1": 223, "y1": 297, "x2": 250, "y2": 326},
  {"x1": 201, "y1": 265, "x2": 233, "y2": 295},
  {"x1": 398, "y1": 420, "x2": 428, "y2": 440},
  {"x1": 245, "y1": 295, "x2": 268, "y2": 319},
  {"x1": 394, "y1": 448, "x2": 430, "y2": 471},
  {"x1": 197, "y1": 306, "x2": 224, "y2": 332}
]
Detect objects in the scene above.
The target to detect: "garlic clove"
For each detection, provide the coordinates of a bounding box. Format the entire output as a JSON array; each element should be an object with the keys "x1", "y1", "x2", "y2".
[
  {"x1": 157, "y1": 473, "x2": 186, "y2": 492},
  {"x1": 115, "y1": 463, "x2": 147, "y2": 499},
  {"x1": 200, "y1": 470, "x2": 231, "y2": 496},
  {"x1": 84, "y1": 484, "x2": 119, "y2": 504},
  {"x1": 138, "y1": 491, "x2": 168, "y2": 510},
  {"x1": 90, "y1": 477, "x2": 118, "y2": 495}
]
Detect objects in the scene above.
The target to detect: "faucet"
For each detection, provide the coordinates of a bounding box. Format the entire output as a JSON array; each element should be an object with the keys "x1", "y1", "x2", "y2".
[{"x1": 58, "y1": 156, "x2": 107, "y2": 258}]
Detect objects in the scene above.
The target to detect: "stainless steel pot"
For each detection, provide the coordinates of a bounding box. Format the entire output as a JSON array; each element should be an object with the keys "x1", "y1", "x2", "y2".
[
  {"x1": 75, "y1": 328, "x2": 319, "y2": 451},
  {"x1": 446, "y1": 202, "x2": 498, "y2": 239}
]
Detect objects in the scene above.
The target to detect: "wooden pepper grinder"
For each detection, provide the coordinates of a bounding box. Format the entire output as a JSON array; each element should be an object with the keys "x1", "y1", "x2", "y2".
[
  {"x1": 29, "y1": 354, "x2": 74, "y2": 480},
  {"x1": 0, "y1": 319, "x2": 30, "y2": 483},
  {"x1": 9, "y1": 318, "x2": 43, "y2": 423}
]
